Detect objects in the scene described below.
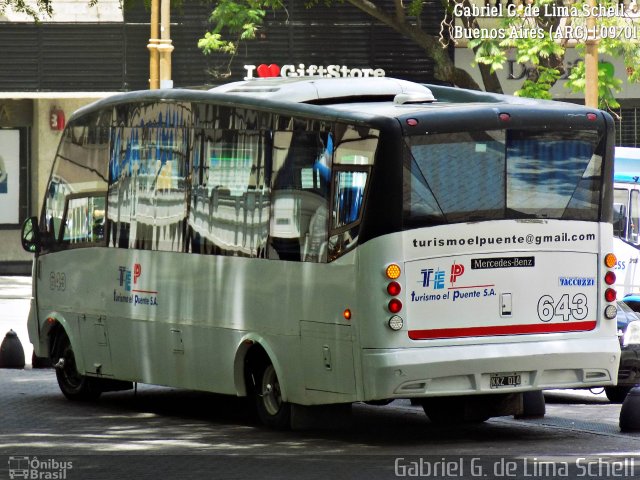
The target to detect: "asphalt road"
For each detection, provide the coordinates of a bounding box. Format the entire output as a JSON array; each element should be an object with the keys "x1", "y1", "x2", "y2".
[{"x1": 2, "y1": 276, "x2": 640, "y2": 479}]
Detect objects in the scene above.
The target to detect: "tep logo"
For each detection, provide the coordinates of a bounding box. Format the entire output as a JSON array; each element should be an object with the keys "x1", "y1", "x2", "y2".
[{"x1": 450, "y1": 263, "x2": 465, "y2": 284}]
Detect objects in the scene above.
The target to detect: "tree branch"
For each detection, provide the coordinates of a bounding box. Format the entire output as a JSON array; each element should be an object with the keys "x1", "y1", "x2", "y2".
[{"x1": 345, "y1": 0, "x2": 482, "y2": 89}]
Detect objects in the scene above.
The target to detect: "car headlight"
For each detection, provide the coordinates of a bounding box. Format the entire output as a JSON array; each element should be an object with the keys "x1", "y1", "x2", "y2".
[{"x1": 623, "y1": 320, "x2": 640, "y2": 346}]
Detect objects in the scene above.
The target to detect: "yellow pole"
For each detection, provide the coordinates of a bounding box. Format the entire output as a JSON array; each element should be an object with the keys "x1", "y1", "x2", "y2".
[
  {"x1": 585, "y1": 0, "x2": 599, "y2": 108},
  {"x1": 158, "y1": 0, "x2": 174, "y2": 89},
  {"x1": 147, "y1": 0, "x2": 160, "y2": 90}
]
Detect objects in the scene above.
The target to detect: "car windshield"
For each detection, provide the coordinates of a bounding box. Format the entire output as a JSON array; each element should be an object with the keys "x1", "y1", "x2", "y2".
[{"x1": 622, "y1": 297, "x2": 640, "y2": 313}]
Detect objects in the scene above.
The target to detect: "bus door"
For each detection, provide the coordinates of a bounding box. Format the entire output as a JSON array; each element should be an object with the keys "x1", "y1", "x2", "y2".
[
  {"x1": 62, "y1": 193, "x2": 113, "y2": 376},
  {"x1": 614, "y1": 183, "x2": 640, "y2": 294}
]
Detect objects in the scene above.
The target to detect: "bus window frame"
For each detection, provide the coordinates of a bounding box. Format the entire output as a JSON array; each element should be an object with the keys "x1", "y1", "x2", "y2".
[
  {"x1": 329, "y1": 164, "x2": 372, "y2": 237},
  {"x1": 58, "y1": 191, "x2": 108, "y2": 249},
  {"x1": 613, "y1": 189, "x2": 629, "y2": 240}
]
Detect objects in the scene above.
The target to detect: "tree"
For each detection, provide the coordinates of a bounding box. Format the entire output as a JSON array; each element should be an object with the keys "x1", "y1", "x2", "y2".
[
  {"x1": 0, "y1": 0, "x2": 53, "y2": 18},
  {"x1": 200, "y1": 0, "x2": 640, "y2": 109},
  {"x1": 463, "y1": 0, "x2": 640, "y2": 110},
  {"x1": 1, "y1": 0, "x2": 100, "y2": 19},
  {"x1": 197, "y1": 0, "x2": 502, "y2": 90}
]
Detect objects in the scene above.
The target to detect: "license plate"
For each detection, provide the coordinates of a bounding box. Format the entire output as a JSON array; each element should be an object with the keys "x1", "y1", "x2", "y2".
[{"x1": 490, "y1": 373, "x2": 522, "y2": 389}]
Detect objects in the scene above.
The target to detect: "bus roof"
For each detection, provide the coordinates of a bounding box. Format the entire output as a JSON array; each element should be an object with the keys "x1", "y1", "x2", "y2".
[
  {"x1": 614, "y1": 147, "x2": 640, "y2": 184},
  {"x1": 70, "y1": 77, "x2": 605, "y2": 128}
]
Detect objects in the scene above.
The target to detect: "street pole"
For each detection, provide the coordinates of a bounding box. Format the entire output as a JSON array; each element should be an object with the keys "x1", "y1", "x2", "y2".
[
  {"x1": 585, "y1": 0, "x2": 599, "y2": 108},
  {"x1": 158, "y1": 0, "x2": 174, "y2": 89},
  {"x1": 147, "y1": 0, "x2": 160, "y2": 90}
]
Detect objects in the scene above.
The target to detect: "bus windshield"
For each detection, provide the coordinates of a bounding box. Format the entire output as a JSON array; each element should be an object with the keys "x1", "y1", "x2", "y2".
[{"x1": 403, "y1": 129, "x2": 603, "y2": 228}]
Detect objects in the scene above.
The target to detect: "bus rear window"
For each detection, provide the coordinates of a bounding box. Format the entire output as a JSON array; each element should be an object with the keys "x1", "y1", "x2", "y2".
[{"x1": 403, "y1": 129, "x2": 603, "y2": 228}]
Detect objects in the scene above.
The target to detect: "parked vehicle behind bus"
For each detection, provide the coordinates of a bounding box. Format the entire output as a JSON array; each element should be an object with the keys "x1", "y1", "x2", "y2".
[
  {"x1": 613, "y1": 147, "x2": 640, "y2": 295},
  {"x1": 604, "y1": 300, "x2": 640, "y2": 402},
  {"x1": 22, "y1": 77, "x2": 620, "y2": 428}
]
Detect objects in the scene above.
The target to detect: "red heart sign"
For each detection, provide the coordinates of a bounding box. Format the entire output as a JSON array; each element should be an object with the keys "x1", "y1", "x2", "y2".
[{"x1": 256, "y1": 64, "x2": 281, "y2": 78}]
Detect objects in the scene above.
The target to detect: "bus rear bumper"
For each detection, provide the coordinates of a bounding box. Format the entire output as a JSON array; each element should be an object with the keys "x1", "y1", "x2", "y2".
[{"x1": 361, "y1": 337, "x2": 621, "y2": 400}]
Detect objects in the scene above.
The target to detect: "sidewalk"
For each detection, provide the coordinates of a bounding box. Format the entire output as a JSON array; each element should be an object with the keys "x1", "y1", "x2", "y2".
[{"x1": 0, "y1": 276, "x2": 33, "y2": 365}]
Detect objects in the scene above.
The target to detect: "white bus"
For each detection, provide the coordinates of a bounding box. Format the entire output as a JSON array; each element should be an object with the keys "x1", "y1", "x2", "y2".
[
  {"x1": 613, "y1": 146, "x2": 640, "y2": 295},
  {"x1": 22, "y1": 77, "x2": 620, "y2": 428}
]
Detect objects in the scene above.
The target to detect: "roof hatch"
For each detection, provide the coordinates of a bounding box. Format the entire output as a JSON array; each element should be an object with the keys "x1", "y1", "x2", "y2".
[{"x1": 209, "y1": 77, "x2": 436, "y2": 105}]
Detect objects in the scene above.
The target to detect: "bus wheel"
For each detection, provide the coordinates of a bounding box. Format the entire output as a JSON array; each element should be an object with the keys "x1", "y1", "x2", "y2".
[
  {"x1": 253, "y1": 362, "x2": 291, "y2": 430},
  {"x1": 605, "y1": 386, "x2": 632, "y2": 403},
  {"x1": 53, "y1": 333, "x2": 101, "y2": 401}
]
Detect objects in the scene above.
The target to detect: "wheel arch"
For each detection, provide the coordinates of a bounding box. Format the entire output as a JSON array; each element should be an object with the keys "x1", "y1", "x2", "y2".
[
  {"x1": 42, "y1": 313, "x2": 84, "y2": 371},
  {"x1": 233, "y1": 334, "x2": 289, "y2": 402}
]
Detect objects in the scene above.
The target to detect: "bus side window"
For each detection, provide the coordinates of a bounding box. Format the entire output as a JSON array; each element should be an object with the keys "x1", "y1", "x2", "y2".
[
  {"x1": 613, "y1": 203, "x2": 627, "y2": 239},
  {"x1": 108, "y1": 126, "x2": 130, "y2": 249},
  {"x1": 632, "y1": 190, "x2": 640, "y2": 244},
  {"x1": 188, "y1": 126, "x2": 271, "y2": 258},
  {"x1": 327, "y1": 124, "x2": 378, "y2": 261},
  {"x1": 269, "y1": 129, "x2": 331, "y2": 262},
  {"x1": 329, "y1": 170, "x2": 368, "y2": 260},
  {"x1": 42, "y1": 117, "x2": 110, "y2": 252},
  {"x1": 44, "y1": 179, "x2": 69, "y2": 246},
  {"x1": 61, "y1": 194, "x2": 106, "y2": 246}
]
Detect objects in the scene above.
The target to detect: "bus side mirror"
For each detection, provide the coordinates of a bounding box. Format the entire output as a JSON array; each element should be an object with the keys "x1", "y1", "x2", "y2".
[
  {"x1": 614, "y1": 203, "x2": 626, "y2": 222},
  {"x1": 613, "y1": 203, "x2": 627, "y2": 238},
  {"x1": 21, "y1": 216, "x2": 41, "y2": 253}
]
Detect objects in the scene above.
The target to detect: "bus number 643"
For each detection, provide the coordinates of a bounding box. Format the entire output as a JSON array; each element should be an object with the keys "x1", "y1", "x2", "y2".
[{"x1": 537, "y1": 293, "x2": 588, "y2": 322}]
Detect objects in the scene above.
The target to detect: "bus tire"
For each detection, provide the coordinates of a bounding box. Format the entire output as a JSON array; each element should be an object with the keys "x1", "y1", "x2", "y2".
[
  {"x1": 53, "y1": 332, "x2": 101, "y2": 401},
  {"x1": 605, "y1": 386, "x2": 632, "y2": 403},
  {"x1": 252, "y1": 361, "x2": 291, "y2": 430}
]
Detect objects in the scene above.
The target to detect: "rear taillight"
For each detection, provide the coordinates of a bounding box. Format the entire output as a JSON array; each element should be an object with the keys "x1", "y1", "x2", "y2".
[
  {"x1": 388, "y1": 298, "x2": 403, "y2": 314},
  {"x1": 387, "y1": 281, "x2": 401, "y2": 296},
  {"x1": 605, "y1": 271, "x2": 616, "y2": 285},
  {"x1": 604, "y1": 253, "x2": 617, "y2": 319},
  {"x1": 605, "y1": 288, "x2": 617, "y2": 303},
  {"x1": 385, "y1": 263, "x2": 404, "y2": 331}
]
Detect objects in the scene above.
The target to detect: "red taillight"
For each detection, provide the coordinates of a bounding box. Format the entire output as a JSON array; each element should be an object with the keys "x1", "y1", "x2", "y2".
[
  {"x1": 605, "y1": 271, "x2": 616, "y2": 285},
  {"x1": 385, "y1": 263, "x2": 403, "y2": 317},
  {"x1": 605, "y1": 288, "x2": 617, "y2": 302},
  {"x1": 387, "y1": 281, "x2": 401, "y2": 296},
  {"x1": 388, "y1": 299, "x2": 403, "y2": 314}
]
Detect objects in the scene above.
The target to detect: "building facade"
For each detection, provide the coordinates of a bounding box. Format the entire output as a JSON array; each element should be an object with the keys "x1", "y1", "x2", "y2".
[
  {"x1": 5, "y1": 1, "x2": 638, "y2": 273},
  {"x1": 0, "y1": 0, "x2": 447, "y2": 273}
]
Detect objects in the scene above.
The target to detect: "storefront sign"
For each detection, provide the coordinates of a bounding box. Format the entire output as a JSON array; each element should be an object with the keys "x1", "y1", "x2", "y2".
[{"x1": 244, "y1": 63, "x2": 385, "y2": 80}]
